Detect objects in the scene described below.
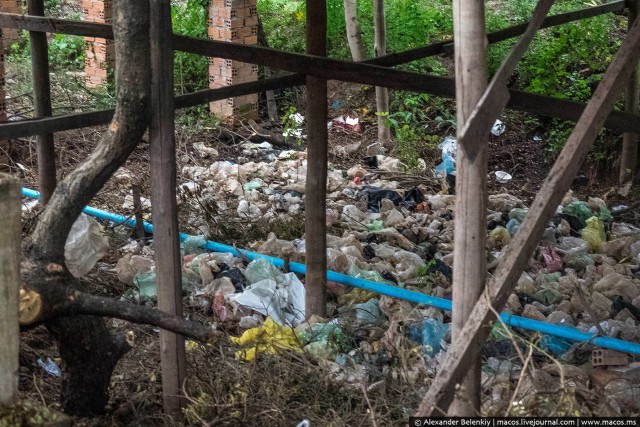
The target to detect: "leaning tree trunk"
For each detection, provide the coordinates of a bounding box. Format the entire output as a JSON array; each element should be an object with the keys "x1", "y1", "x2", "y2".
[{"x1": 24, "y1": 0, "x2": 151, "y2": 415}]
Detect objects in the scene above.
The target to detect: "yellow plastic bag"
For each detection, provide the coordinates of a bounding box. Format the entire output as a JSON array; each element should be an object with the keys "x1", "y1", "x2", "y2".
[
  {"x1": 581, "y1": 216, "x2": 606, "y2": 252},
  {"x1": 231, "y1": 317, "x2": 302, "y2": 360}
]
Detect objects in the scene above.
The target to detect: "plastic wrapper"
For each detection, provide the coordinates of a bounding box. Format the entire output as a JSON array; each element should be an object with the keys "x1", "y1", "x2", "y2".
[
  {"x1": 298, "y1": 323, "x2": 351, "y2": 359},
  {"x1": 563, "y1": 201, "x2": 593, "y2": 229},
  {"x1": 541, "y1": 246, "x2": 562, "y2": 272},
  {"x1": 406, "y1": 318, "x2": 449, "y2": 357},
  {"x1": 64, "y1": 213, "x2": 108, "y2": 278},
  {"x1": 489, "y1": 226, "x2": 511, "y2": 248},
  {"x1": 539, "y1": 335, "x2": 572, "y2": 356},
  {"x1": 581, "y1": 216, "x2": 606, "y2": 252},
  {"x1": 353, "y1": 298, "x2": 382, "y2": 324},
  {"x1": 231, "y1": 317, "x2": 302, "y2": 360},
  {"x1": 246, "y1": 258, "x2": 285, "y2": 285},
  {"x1": 508, "y1": 208, "x2": 528, "y2": 222},
  {"x1": 506, "y1": 218, "x2": 520, "y2": 236},
  {"x1": 182, "y1": 235, "x2": 207, "y2": 255},
  {"x1": 228, "y1": 270, "x2": 305, "y2": 327}
]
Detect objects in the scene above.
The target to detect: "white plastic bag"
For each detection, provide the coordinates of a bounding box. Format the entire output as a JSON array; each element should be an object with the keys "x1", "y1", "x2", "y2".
[
  {"x1": 228, "y1": 272, "x2": 305, "y2": 327},
  {"x1": 64, "y1": 213, "x2": 108, "y2": 277}
]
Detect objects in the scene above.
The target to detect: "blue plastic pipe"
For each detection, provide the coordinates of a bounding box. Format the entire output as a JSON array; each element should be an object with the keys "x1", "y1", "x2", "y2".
[{"x1": 22, "y1": 187, "x2": 640, "y2": 356}]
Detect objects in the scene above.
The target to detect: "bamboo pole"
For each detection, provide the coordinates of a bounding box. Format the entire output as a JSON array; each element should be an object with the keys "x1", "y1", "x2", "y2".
[
  {"x1": 27, "y1": 0, "x2": 56, "y2": 204},
  {"x1": 149, "y1": 0, "x2": 186, "y2": 417},
  {"x1": 0, "y1": 173, "x2": 20, "y2": 407},
  {"x1": 619, "y1": 0, "x2": 639, "y2": 184},
  {"x1": 450, "y1": 0, "x2": 487, "y2": 415},
  {"x1": 305, "y1": 0, "x2": 328, "y2": 317}
]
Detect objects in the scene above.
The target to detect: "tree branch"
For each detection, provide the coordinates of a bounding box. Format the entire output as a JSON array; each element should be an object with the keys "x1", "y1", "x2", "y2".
[{"x1": 21, "y1": 262, "x2": 221, "y2": 343}]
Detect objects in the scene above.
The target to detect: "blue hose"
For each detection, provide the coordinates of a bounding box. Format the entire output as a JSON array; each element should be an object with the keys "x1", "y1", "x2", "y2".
[{"x1": 21, "y1": 187, "x2": 640, "y2": 355}]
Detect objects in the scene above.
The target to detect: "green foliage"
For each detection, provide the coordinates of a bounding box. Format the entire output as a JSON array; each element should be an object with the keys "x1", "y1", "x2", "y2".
[
  {"x1": 257, "y1": 0, "x2": 306, "y2": 52},
  {"x1": 518, "y1": 17, "x2": 617, "y2": 102},
  {"x1": 394, "y1": 124, "x2": 422, "y2": 171},
  {"x1": 48, "y1": 34, "x2": 85, "y2": 70},
  {"x1": 172, "y1": 0, "x2": 209, "y2": 94},
  {"x1": 282, "y1": 105, "x2": 303, "y2": 145},
  {"x1": 7, "y1": 32, "x2": 84, "y2": 70}
]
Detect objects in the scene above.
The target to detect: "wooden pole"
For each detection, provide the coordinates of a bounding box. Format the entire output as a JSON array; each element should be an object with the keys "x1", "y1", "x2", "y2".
[
  {"x1": 450, "y1": 0, "x2": 487, "y2": 415},
  {"x1": 149, "y1": 0, "x2": 186, "y2": 417},
  {"x1": 305, "y1": 0, "x2": 328, "y2": 317},
  {"x1": 28, "y1": 0, "x2": 56, "y2": 204},
  {"x1": 0, "y1": 173, "x2": 20, "y2": 407},
  {"x1": 373, "y1": 0, "x2": 390, "y2": 144},
  {"x1": 619, "y1": 0, "x2": 639, "y2": 184},
  {"x1": 417, "y1": 15, "x2": 640, "y2": 416}
]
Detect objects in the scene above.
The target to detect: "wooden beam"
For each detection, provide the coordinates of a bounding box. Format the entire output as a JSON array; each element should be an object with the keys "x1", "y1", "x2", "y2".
[
  {"x1": 149, "y1": 0, "x2": 185, "y2": 417},
  {"x1": 0, "y1": 0, "x2": 623, "y2": 68},
  {"x1": 0, "y1": 72, "x2": 638, "y2": 141},
  {"x1": 304, "y1": 0, "x2": 328, "y2": 318},
  {"x1": 450, "y1": 0, "x2": 488, "y2": 414},
  {"x1": 620, "y1": 0, "x2": 640, "y2": 184},
  {"x1": 27, "y1": 0, "x2": 55, "y2": 204},
  {"x1": 0, "y1": 174, "x2": 20, "y2": 407},
  {"x1": 416, "y1": 14, "x2": 640, "y2": 417}
]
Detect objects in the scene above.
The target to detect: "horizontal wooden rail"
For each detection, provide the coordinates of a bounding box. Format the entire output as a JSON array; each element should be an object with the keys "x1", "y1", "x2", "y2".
[
  {"x1": 0, "y1": 75, "x2": 304, "y2": 139},
  {"x1": 0, "y1": 70, "x2": 638, "y2": 139},
  {"x1": 0, "y1": 0, "x2": 625, "y2": 69},
  {"x1": 0, "y1": 1, "x2": 636, "y2": 139}
]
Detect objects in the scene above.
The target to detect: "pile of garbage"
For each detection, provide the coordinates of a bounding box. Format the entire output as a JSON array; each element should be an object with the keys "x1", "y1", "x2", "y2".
[{"x1": 60, "y1": 137, "x2": 640, "y2": 414}]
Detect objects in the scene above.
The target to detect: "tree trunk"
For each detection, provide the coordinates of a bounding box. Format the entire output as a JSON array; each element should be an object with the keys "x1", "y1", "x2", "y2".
[
  {"x1": 373, "y1": 0, "x2": 390, "y2": 144},
  {"x1": 343, "y1": 0, "x2": 366, "y2": 62},
  {"x1": 25, "y1": 0, "x2": 152, "y2": 415},
  {"x1": 28, "y1": 0, "x2": 56, "y2": 204},
  {"x1": 305, "y1": 0, "x2": 328, "y2": 318},
  {"x1": 450, "y1": 0, "x2": 487, "y2": 416},
  {"x1": 619, "y1": 0, "x2": 639, "y2": 184}
]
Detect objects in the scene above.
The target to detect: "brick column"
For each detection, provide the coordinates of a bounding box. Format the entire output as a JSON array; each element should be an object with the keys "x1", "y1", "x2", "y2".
[
  {"x1": 0, "y1": 0, "x2": 26, "y2": 50},
  {"x1": 208, "y1": 0, "x2": 259, "y2": 120},
  {"x1": 83, "y1": 0, "x2": 114, "y2": 88}
]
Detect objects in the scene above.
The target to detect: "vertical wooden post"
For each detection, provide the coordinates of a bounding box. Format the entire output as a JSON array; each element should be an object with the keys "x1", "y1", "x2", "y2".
[
  {"x1": 373, "y1": 0, "x2": 390, "y2": 144},
  {"x1": 0, "y1": 174, "x2": 20, "y2": 407},
  {"x1": 28, "y1": 0, "x2": 56, "y2": 204},
  {"x1": 619, "y1": 0, "x2": 639, "y2": 184},
  {"x1": 451, "y1": 0, "x2": 487, "y2": 416},
  {"x1": 305, "y1": 0, "x2": 328, "y2": 317},
  {"x1": 149, "y1": 0, "x2": 186, "y2": 417}
]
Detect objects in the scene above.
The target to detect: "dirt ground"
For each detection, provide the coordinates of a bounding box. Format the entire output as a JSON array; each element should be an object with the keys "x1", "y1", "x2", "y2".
[{"x1": 9, "y1": 80, "x2": 640, "y2": 426}]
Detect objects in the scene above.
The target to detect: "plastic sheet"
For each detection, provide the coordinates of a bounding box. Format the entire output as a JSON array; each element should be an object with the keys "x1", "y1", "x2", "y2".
[
  {"x1": 64, "y1": 213, "x2": 108, "y2": 277},
  {"x1": 231, "y1": 317, "x2": 302, "y2": 360}
]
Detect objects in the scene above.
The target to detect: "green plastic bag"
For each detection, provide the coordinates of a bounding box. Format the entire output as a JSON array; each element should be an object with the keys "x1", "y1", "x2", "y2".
[
  {"x1": 563, "y1": 201, "x2": 593, "y2": 229},
  {"x1": 508, "y1": 208, "x2": 529, "y2": 222},
  {"x1": 366, "y1": 220, "x2": 384, "y2": 232}
]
